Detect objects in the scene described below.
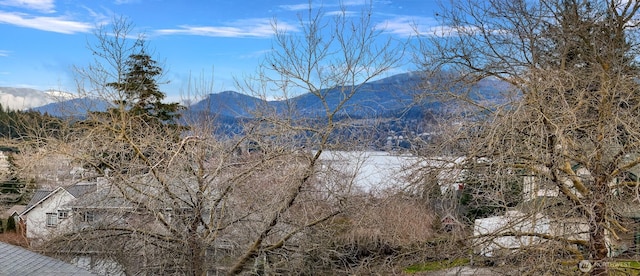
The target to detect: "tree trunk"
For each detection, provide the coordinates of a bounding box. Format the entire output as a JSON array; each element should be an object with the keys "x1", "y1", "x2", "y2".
[
  {"x1": 590, "y1": 196, "x2": 608, "y2": 275},
  {"x1": 189, "y1": 208, "x2": 205, "y2": 276}
]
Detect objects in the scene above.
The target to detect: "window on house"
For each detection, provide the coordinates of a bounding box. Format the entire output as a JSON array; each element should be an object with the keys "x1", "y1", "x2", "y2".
[
  {"x1": 58, "y1": 210, "x2": 69, "y2": 219},
  {"x1": 83, "y1": 212, "x2": 94, "y2": 222},
  {"x1": 46, "y1": 213, "x2": 57, "y2": 227}
]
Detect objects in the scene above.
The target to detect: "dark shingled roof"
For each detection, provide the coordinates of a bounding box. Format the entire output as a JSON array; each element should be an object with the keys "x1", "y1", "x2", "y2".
[
  {"x1": 0, "y1": 242, "x2": 96, "y2": 275},
  {"x1": 23, "y1": 189, "x2": 54, "y2": 214},
  {"x1": 21, "y1": 183, "x2": 98, "y2": 216},
  {"x1": 65, "y1": 182, "x2": 96, "y2": 198}
]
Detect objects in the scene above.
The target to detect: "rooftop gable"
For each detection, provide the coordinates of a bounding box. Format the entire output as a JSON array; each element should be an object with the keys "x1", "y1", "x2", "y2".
[
  {"x1": 3, "y1": 204, "x2": 25, "y2": 217},
  {"x1": 20, "y1": 188, "x2": 64, "y2": 216},
  {"x1": 21, "y1": 182, "x2": 99, "y2": 216}
]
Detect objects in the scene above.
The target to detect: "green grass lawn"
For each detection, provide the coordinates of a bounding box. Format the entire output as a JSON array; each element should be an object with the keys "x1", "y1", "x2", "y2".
[
  {"x1": 405, "y1": 258, "x2": 640, "y2": 275},
  {"x1": 404, "y1": 258, "x2": 470, "y2": 273}
]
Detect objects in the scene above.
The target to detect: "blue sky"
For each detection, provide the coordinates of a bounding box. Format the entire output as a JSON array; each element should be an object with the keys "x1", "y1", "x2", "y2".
[{"x1": 0, "y1": 0, "x2": 442, "y2": 102}]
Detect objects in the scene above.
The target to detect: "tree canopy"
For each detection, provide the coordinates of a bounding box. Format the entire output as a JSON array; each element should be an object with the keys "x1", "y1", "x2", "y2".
[
  {"x1": 106, "y1": 50, "x2": 184, "y2": 128},
  {"x1": 420, "y1": 0, "x2": 640, "y2": 274}
]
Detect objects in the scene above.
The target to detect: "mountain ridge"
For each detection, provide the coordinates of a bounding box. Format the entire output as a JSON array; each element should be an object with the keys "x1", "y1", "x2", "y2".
[
  {"x1": 188, "y1": 72, "x2": 429, "y2": 119},
  {"x1": 14, "y1": 72, "x2": 508, "y2": 120}
]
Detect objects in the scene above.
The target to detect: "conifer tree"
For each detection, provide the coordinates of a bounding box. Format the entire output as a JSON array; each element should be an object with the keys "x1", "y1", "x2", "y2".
[
  {"x1": 107, "y1": 49, "x2": 184, "y2": 129},
  {"x1": 6, "y1": 216, "x2": 16, "y2": 233}
]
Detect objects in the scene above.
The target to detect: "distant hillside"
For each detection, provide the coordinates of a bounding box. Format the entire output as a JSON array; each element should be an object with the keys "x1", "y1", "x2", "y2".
[
  {"x1": 188, "y1": 71, "x2": 508, "y2": 120},
  {"x1": 30, "y1": 72, "x2": 510, "y2": 122},
  {"x1": 188, "y1": 72, "x2": 426, "y2": 119},
  {"x1": 34, "y1": 98, "x2": 110, "y2": 117},
  {"x1": 285, "y1": 73, "x2": 423, "y2": 118},
  {"x1": 188, "y1": 91, "x2": 270, "y2": 118},
  {"x1": 21, "y1": 72, "x2": 510, "y2": 150}
]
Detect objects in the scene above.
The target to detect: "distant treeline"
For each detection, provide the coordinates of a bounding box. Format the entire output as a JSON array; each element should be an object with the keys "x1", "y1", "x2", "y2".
[{"x1": 0, "y1": 104, "x2": 63, "y2": 139}]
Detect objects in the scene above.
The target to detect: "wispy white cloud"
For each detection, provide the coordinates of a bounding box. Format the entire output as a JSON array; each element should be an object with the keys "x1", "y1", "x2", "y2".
[
  {"x1": 82, "y1": 6, "x2": 111, "y2": 26},
  {"x1": 0, "y1": 11, "x2": 93, "y2": 34},
  {"x1": 155, "y1": 18, "x2": 299, "y2": 38},
  {"x1": 0, "y1": 50, "x2": 9, "y2": 57},
  {"x1": 376, "y1": 15, "x2": 483, "y2": 38},
  {"x1": 280, "y1": 0, "x2": 369, "y2": 11},
  {"x1": 325, "y1": 10, "x2": 357, "y2": 16},
  {"x1": 239, "y1": 49, "x2": 272, "y2": 59},
  {"x1": 376, "y1": 15, "x2": 443, "y2": 37},
  {"x1": 114, "y1": 0, "x2": 140, "y2": 5},
  {"x1": 342, "y1": 0, "x2": 369, "y2": 6},
  {"x1": 0, "y1": 0, "x2": 55, "y2": 13},
  {"x1": 279, "y1": 3, "x2": 309, "y2": 11}
]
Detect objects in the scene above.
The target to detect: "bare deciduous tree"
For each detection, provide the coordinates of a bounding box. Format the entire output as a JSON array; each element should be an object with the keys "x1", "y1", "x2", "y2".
[
  {"x1": 418, "y1": 0, "x2": 640, "y2": 274},
  {"x1": 23, "y1": 4, "x2": 426, "y2": 275},
  {"x1": 227, "y1": 3, "x2": 408, "y2": 274}
]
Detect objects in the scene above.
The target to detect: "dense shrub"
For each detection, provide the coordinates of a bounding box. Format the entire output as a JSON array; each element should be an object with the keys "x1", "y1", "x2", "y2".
[{"x1": 6, "y1": 216, "x2": 16, "y2": 232}]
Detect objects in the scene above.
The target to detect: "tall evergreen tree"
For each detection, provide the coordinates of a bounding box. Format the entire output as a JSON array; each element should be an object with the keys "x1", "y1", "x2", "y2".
[
  {"x1": 75, "y1": 27, "x2": 186, "y2": 173},
  {"x1": 107, "y1": 49, "x2": 184, "y2": 129}
]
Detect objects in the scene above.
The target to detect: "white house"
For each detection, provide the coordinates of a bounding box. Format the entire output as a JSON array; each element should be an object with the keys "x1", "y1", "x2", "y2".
[
  {"x1": 473, "y1": 209, "x2": 590, "y2": 257},
  {"x1": 20, "y1": 182, "x2": 96, "y2": 245},
  {"x1": 473, "y1": 165, "x2": 640, "y2": 258}
]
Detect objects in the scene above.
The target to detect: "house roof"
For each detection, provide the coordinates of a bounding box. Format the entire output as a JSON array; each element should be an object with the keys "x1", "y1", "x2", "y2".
[
  {"x1": 65, "y1": 188, "x2": 133, "y2": 209},
  {"x1": 21, "y1": 188, "x2": 58, "y2": 216},
  {"x1": 25, "y1": 189, "x2": 53, "y2": 208},
  {"x1": 3, "y1": 204, "x2": 25, "y2": 217},
  {"x1": 65, "y1": 182, "x2": 96, "y2": 198},
  {"x1": 21, "y1": 182, "x2": 98, "y2": 216},
  {"x1": 66, "y1": 174, "x2": 200, "y2": 210},
  {"x1": 0, "y1": 242, "x2": 97, "y2": 275}
]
